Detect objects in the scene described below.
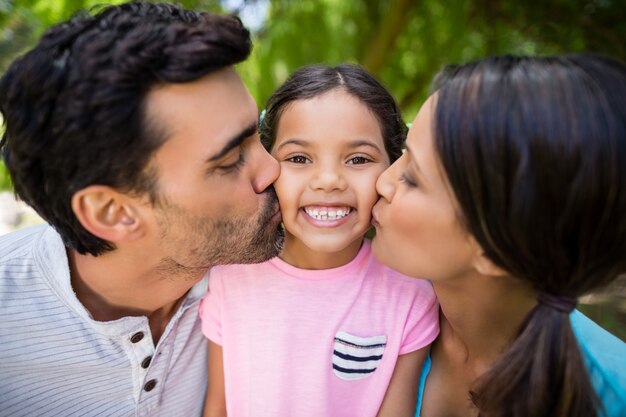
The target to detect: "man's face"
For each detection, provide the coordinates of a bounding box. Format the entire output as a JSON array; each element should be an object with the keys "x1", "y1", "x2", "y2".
[{"x1": 144, "y1": 68, "x2": 283, "y2": 275}]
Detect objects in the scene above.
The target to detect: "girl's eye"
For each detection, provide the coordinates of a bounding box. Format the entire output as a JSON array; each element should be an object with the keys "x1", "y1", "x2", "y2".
[
  {"x1": 286, "y1": 155, "x2": 310, "y2": 164},
  {"x1": 347, "y1": 156, "x2": 372, "y2": 165},
  {"x1": 399, "y1": 172, "x2": 418, "y2": 187}
]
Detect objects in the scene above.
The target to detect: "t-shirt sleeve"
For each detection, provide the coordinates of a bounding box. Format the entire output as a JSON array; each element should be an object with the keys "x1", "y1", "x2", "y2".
[
  {"x1": 398, "y1": 281, "x2": 440, "y2": 355},
  {"x1": 198, "y1": 268, "x2": 224, "y2": 345}
]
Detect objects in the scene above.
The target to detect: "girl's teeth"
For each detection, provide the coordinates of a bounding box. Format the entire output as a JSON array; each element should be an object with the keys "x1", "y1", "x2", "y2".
[{"x1": 304, "y1": 207, "x2": 351, "y2": 220}]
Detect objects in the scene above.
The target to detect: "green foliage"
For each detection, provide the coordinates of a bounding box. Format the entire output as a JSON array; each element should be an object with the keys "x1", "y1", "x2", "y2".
[
  {"x1": 1, "y1": 0, "x2": 624, "y2": 117},
  {"x1": 0, "y1": 161, "x2": 10, "y2": 191},
  {"x1": 0, "y1": 118, "x2": 8, "y2": 190},
  {"x1": 239, "y1": 0, "x2": 626, "y2": 120}
]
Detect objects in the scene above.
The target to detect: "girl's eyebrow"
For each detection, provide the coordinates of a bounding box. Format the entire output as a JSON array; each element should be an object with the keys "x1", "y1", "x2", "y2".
[
  {"x1": 275, "y1": 138, "x2": 383, "y2": 153},
  {"x1": 346, "y1": 139, "x2": 384, "y2": 153},
  {"x1": 274, "y1": 138, "x2": 309, "y2": 151}
]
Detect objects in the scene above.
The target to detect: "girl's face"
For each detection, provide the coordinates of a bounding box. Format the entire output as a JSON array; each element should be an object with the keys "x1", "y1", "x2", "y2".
[
  {"x1": 371, "y1": 95, "x2": 477, "y2": 281},
  {"x1": 271, "y1": 89, "x2": 390, "y2": 268}
]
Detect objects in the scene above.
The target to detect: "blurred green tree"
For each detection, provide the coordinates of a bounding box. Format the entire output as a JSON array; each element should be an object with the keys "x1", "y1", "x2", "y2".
[
  {"x1": 238, "y1": 0, "x2": 625, "y2": 119},
  {"x1": 2, "y1": 0, "x2": 624, "y2": 122}
]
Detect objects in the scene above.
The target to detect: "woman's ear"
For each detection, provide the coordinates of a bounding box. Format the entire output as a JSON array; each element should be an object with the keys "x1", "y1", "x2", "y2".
[{"x1": 71, "y1": 185, "x2": 145, "y2": 243}]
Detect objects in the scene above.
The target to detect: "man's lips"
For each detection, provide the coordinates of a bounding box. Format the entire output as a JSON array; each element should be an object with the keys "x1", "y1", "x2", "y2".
[{"x1": 271, "y1": 207, "x2": 282, "y2": 222}]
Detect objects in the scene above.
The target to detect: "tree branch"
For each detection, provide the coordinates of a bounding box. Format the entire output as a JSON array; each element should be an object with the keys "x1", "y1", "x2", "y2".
[{"x1": 362, "y1": 0, "x2": 417, "y2": 76}]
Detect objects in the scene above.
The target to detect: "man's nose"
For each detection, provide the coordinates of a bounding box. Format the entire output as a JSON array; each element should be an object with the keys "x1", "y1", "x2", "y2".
[{"x1": 252, "y1": 140, "x2": 280, "y2": 193}]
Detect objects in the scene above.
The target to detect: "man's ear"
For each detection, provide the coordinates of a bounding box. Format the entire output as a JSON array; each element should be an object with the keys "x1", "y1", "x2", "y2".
[
  {"x1": 71, "y1": 185, "x2": 145, "y2": 243},
  {"x1": 472, "y1": 250, "x2": 508, "y2": 277}
]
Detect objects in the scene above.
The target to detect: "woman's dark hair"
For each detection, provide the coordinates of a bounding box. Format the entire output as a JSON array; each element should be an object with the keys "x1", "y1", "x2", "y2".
[
  {"x1": 259, "y1": 63, "x2": 407, "y2": 163},
  {"x1": 0, "y1": 2, "x2": 251, "y2": 256},
  {"x1": 433, "y1": 54, "x2": 626, "y2": 417}
]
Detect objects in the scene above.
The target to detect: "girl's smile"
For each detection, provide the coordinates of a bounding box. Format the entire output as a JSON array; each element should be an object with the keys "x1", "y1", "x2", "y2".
[{"x1": 302, "y1": 205, "x2": 353, "y2": 227}]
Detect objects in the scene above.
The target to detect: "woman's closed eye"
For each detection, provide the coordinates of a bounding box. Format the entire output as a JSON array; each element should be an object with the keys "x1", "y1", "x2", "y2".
[{"x1": 399, "y1": 172, "x2": 418, "y2": 187}]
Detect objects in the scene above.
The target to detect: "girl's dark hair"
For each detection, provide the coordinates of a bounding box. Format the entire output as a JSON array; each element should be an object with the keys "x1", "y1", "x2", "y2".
[
  {"x1": 433, "y1": 54, "x2": 626, "y2": 417},
  {"x1": 259, "y1": 63, "x2": 407, "y2": 163},
  {"x1": 0, "y1": 2, "x2": 251, "y2": 255}
]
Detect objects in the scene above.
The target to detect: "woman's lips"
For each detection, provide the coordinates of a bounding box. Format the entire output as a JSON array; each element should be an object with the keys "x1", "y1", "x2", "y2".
[{"x1": 371, "y1": 201, "x2": 382, "y2": 227}]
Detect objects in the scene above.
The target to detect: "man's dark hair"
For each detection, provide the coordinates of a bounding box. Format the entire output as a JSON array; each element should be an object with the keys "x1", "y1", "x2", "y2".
[{"x1": 0, "y1": 1, "x2": 251, "y2": 255}]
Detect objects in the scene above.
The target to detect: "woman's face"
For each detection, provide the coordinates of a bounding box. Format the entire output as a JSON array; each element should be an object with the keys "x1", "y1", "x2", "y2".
[{"x1": 371, "y1": 95, "x2": 478, "y2": 281}]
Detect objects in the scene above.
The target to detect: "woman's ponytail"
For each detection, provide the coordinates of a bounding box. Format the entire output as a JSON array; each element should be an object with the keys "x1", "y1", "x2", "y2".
[{"x1": 471, "y1": 304, "x2": 600, "y2": 417}]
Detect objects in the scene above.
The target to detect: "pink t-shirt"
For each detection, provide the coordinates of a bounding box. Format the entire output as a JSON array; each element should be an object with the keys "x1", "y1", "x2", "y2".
[{"x1": 199, "y1": 240, "x2": 439, "y2": 417}]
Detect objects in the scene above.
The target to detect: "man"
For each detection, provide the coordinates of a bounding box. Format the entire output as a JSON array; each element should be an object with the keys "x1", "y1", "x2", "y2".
[{"x1": 0, "y1": 2, "x2": 283, "y2": 416}]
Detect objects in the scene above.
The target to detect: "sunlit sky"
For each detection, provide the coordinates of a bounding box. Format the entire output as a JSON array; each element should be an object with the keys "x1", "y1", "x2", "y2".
[{"x1": 223, "y1": 0, "x2": 269, "y2": 31}]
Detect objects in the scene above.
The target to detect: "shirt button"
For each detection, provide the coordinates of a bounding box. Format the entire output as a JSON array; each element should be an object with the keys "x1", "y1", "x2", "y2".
[
  {"x1": 144, "y1": 379, "x2": 157, "y2": 392},
  {"x1": 141, "y1": 356, "x2": 152, "y2": 369},
  {"x1": 130, "y1": 332, "x2": 144, "y2": 343}
]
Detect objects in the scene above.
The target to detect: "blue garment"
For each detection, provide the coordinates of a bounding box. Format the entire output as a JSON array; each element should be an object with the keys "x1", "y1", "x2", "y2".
[
  {"x1": 572, "y1": 310, "x2": 626, "y2": 416},
  {"x1": 415, "y1": 310, "x2": 626, "y2": 416}
]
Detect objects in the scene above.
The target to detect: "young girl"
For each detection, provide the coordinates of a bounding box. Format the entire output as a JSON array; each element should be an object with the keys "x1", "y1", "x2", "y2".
[{"x1": 199, "y1": 64, "x2": 439, "y2": 417}]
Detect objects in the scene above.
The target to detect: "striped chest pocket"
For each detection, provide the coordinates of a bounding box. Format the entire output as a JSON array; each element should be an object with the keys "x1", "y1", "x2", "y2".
[{"x1": 332, "y1": 331, "x2": 387, "y2": 381}]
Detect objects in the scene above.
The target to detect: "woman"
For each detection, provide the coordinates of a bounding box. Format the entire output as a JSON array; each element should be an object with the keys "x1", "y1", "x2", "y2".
[{"x1": 371, "y1": 54, "x2": 626, "y2": 417}]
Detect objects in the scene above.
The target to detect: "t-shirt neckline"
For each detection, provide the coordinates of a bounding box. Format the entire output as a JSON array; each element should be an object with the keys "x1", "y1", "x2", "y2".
[{"x1": 269, "y1": 240, "x2": 371, "y2": 280}]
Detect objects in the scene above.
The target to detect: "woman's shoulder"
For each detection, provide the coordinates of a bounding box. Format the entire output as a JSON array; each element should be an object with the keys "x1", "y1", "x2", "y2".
[
  {"x1": 571, "y1": 310, "x2": 626, "y2": 362},
  {"x1": 570, "y1": 310, "x2": 626, "y2": 414}
]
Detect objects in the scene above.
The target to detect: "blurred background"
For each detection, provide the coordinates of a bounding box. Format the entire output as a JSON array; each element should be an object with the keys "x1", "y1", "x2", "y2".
[{"x1": 0, "y1": 0, "x2": 624, "y2": 339}]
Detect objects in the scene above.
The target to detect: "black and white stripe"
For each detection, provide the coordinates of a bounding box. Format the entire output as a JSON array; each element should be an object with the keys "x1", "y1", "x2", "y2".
[{"x1": 332, "y1": 331, "x2": 386, "y2": 381}]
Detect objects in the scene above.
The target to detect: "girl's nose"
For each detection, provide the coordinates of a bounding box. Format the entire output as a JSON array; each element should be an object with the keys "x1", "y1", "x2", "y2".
[{"x1": 310, "y1": 163, "x2": 347, "y2": 192}]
